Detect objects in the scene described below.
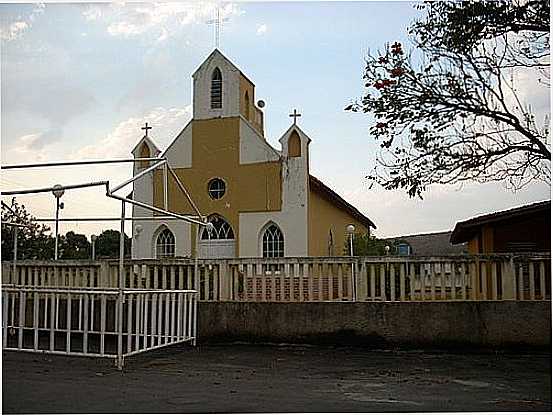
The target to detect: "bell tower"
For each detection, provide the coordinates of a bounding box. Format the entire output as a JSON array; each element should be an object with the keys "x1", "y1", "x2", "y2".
[{"x1": 191, "y1": 49, "x2": 264, "y2": 135}]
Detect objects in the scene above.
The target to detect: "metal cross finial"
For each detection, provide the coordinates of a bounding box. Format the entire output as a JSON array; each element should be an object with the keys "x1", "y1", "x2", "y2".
[
  {"x1": 141, "y1": 122, "x2": 152, "y2": 137},
  {"x1": 289, "y1": 109, "x2": 302, "y2": 125},
  {"x1": 206, "y1": 7, "x2": 230, "y2": 49}
]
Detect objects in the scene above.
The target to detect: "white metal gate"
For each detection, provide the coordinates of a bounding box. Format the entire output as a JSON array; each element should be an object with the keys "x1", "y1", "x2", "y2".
[{"x1": 1, "y1": 286, "x2": 198, "y2": 368}]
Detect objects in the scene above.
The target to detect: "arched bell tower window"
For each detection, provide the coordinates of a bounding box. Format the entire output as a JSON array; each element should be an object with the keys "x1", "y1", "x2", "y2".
[
  {"x1": 262, "y1": 223, "x2": 284, "y2": 258},
  {"x1": 288, "y1": 130, "x2": 301, "y2": 157},
  {"x1": 138, "y1": 142, "x2": 151, "y2": 169},
  {"x1": 211, "y1": 68, "x2": 222, "y2": 109},
  {"x1": 156, "y1": 228, "x2": 175, "y2": 258}
]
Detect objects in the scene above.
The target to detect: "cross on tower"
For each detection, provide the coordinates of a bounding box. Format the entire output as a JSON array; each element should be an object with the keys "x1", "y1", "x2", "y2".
[
  {"x1": 206, "y1": 7, "x2": 230, "y2": 49},
  {"x1": 289, "y1": 109, "x2": 302, "y2": 125},
  {"x1": 141, "y1": 122, "x2": 152, "y2": 137}
]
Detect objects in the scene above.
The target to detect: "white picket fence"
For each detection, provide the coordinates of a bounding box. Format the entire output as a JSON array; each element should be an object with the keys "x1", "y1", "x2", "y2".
[
  {"x1": 2, "y1": 286, "x2": 197, "y2": 367},
  {"x1": 2, "y1": 254, "x2": 550, "y2": 302}
]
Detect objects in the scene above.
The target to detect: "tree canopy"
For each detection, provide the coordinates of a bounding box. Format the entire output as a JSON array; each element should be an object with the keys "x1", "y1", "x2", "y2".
[
  {"x1": 94, "y1": 229, "x2": 131, "y2": 259},
  {"x1": 1, "y1": 198, "x2": 54, "y2": 260},
  {"x1": 2, "y1": 198, "x2": 131, "y2": 260},
  {"x1": 348, "y1": 0, "x2": 550, "y2": 198}
]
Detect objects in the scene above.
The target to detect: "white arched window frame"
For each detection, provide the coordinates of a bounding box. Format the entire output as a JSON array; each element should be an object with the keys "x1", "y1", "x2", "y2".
[
  {"x1": 201, "y1": 215, "x2": 234, "y2": 240},
  {"x1": 155, "y1": 227, "x2": 176, "y2": 258},
  {"x1": 261, "y1": 223, "x2": 284, "y2": 258},
  {"x1": 211, "y1": 68, "x2": 222, "y2": 109}
]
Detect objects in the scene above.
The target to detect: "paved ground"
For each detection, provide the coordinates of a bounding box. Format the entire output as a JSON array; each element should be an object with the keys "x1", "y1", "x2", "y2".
[{"x1": 3, "y1": 344, "x2": 551, "y2": 413}]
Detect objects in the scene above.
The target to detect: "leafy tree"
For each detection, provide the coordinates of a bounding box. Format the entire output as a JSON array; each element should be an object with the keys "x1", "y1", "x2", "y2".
[
  {"x1": 59, "y1": 231, "x2": 91, "y2": 260},
  {"x1": 94, "y1": 229, "x2": 131, "y2": 259},
  {"x1": 1, "y1": 197, "x2": 55, "y2": 260},
  {"x1": 347, "y1": 0, "x2": 550, "y2": 198},
  {"x1": 345, "y1": 233, "x2": 390, "y2": 256}
]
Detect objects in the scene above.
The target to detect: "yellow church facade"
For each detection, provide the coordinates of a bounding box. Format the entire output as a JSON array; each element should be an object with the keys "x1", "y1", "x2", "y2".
[{"x1": 131, "y1": 50, "x2": 375, "y2": 259}]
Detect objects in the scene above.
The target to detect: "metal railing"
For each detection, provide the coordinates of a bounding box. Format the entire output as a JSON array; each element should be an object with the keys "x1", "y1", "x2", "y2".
[{"x1": 2, "y1": 286, "x2": 197, "y2": 368}]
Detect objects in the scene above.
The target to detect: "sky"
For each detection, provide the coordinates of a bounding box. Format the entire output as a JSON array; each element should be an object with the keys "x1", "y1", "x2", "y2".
[{"x1": 1, "y1": 1, "x2": 550, "y2": 239}]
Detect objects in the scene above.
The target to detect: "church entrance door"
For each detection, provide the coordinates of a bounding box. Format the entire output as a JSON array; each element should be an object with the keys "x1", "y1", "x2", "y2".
[{"x1": 198, "y1": 215, "x2": 236, "y2": 259}]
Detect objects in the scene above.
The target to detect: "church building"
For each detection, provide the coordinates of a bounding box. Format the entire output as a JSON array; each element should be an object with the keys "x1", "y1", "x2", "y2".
[{"x1": 131, "y1": 49, "x2": 375, "y2": 259}]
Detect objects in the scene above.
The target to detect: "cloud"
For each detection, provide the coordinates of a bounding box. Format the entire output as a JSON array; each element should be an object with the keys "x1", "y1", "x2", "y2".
[
  {"x1": 256, "y1": 23, "x2": 268, "y2": 36},
  {"x1": 10, "y1": 128, "x2": 62, "y2": 162},
  {"x1": 83, "y1": 2, "x2": 243, "y2": 41},
  {"x1": 0, "y1": 3, "x2": 45, "y2": 41},
  {"x1": 74, "y1": 106, "x2": 192, "y2": 160}
]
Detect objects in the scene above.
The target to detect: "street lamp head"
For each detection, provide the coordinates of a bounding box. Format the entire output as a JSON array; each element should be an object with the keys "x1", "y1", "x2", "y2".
[
  {"x1": 91, "y1": 235, "x2": 97, "y2": 242},
  {"x1": 52, "y1": 184, "x2": 65, "y2": 199},
  {"x1": 384, "y1": 245, "x2": 390, "y2": 254},
  {"x1": 346, "y1": 224, "x2": 356, "y2": 235}
]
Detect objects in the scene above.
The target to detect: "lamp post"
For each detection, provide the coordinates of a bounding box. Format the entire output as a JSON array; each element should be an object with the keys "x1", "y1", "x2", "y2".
[
  {"x1": 91, "y1": 234, "x2": 97, "y2": 261},
  {"x1": 52, "y1": 184, "x2": 65, "y2": 260},
  {"x1": 346, "y1": 224, "x2": 356, "y2": 301},
  {"x1": 346, "y1": 224, "x2": 355, "y2": 256}
]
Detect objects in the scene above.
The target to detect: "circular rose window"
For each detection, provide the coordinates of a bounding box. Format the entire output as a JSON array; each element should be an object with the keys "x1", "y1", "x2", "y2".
[{"x1": 208, "y1": 178, "x2": 226, "y2": 200}]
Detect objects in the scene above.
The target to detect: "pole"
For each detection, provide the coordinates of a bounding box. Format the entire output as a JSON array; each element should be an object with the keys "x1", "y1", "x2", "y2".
[
  {"x1": 117, "y1": 200, "x2": 125, "y2": 369},
  {"x1": 12, "y1": 227, "x2": 18, "y2": 284},
  {"x1": 92, "y1": 238, "x2": 96, "y2": 261},
  {"x1": 54, "y1": 197, "x2": 60, "y2": 260},
  {"x1": 349, "y1": 233, "x2": 356, "y2": 302}
]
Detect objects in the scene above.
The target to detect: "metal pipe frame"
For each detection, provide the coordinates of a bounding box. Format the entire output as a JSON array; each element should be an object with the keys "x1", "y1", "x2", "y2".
[
  {"x1": 107, "y1": 193, "x2": 206, "y2": 226},
  {"x1": 2, "y1": 181, "x2": 109, "y2": 196},
  {"x1": 1, "y1": 222, "x2": 29, "y2": 227},
  {"x1": 1, "y1": 157, "x2": 164, "y2": 170},
  {"x1": 109, "y1": 159, "x2": 166, "y2": 194},
  {"x1": 32, "y1": 216, "x2": 202, "y2": 222},
  {"x1": 117, "y1": 200, "x2": 125, "y2": 369},
  {"x1": 166, "y1": 164, "x2": 204, "y2": 220}
]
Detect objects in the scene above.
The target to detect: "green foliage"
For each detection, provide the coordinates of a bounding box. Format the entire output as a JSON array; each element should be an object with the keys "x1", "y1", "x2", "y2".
[
  {"x1": 348, "y1": 0, "x2": 550, "y2": 198},
  {"x1": 1, "y1": 198, "x2": 131, "y2": 260},
  {"x1": 1, "y1": 198, "x2": 55, "y2": 260},
  {"x1": 344, "y1": 233, "x2": 389, "y2": 256},
  {"x1": 59, "y1": 231, "x2": 91, "y2": 260},
  {"x1": 94, "y1": 229, "x2": 131, "y2": 259}
]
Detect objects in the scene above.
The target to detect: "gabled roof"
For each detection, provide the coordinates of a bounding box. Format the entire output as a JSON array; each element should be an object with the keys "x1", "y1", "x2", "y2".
[
  {"x1": 450, "y1": 200, "x2": 551, "y2": 244},
  {"x1": 192, "y1": 49, "x2": 255, "y2": 86},
  {"x1": 278, "y1": 123, "x2": 312, "y2": 146},
  {"x1": 309, "y1": 175, "x2": 376, "y2": 229},
  {"x1": 131, "y1": 135, "x2": 161, "y2": 155},
  {"x1": 388, "y1": 231, "x2": 467, "y2": 255}
]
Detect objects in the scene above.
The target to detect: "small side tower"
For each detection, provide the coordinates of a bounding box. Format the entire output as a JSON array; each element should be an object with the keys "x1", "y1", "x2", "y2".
[{"x1": 130, "y1": 131, "x2": 160, "y2": 259}]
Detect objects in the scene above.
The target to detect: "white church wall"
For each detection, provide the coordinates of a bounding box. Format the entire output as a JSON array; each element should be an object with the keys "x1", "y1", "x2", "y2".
[
  {"x1": 134, "y1": 220, "x2": 192, "y2": 259},
  {"x1": 239, "y1": 146, "x2": 309, "y2": 257},
  {"x1": 131, "y1": 169, "x2": 154, "y2": 259},
  {"x1": 239, "y1": 117, "x2": 280, "y2": 164},
  {"x1": 193, "y1": 51, "x2": 240, "y2": 120},
  {"x1": 163, "y1": 122, "x2": 192, "y2": 168}
]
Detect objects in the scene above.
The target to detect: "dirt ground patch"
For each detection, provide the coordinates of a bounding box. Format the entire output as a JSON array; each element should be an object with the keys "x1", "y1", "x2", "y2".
[{"x1": 2, "y1": 344, "x2": 551, "y2": 413}]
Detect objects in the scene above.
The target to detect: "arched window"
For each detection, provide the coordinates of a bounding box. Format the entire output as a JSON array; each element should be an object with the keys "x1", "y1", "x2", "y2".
[
  {"x1": 138, "y1": 142, "x2": 150, "y2": 169},
  {"x1": 262, "y1": 224, "x2": 284, "y2": 258},
  {"x1": 288, "y1": 130, "x2": 301, "y2": 157},
  {"x1": 244, "y1": 91, "x2": 250, "y2": 119},
  {"x1": 201, "y1": 215, "x2": 234, "y2": 240},
  {"x1": 211, "y1": 68, "x2": 222, "y2": 109},
  {"x1": 156, "y1": 228, "x2": 175, "y2": 258}
]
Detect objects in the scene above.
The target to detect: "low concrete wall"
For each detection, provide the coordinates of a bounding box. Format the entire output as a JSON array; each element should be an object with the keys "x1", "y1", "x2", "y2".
[{"x1": 198, "y1": 301, "x2": 551, "y2": 348}]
